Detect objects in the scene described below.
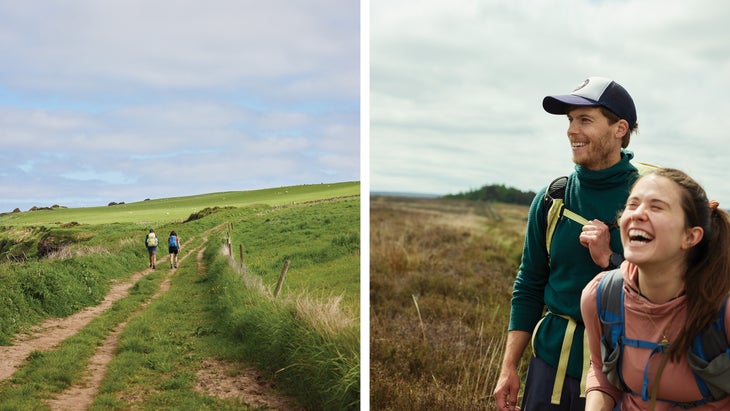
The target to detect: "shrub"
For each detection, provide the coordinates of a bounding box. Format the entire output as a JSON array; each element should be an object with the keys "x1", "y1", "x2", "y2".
[{"x1": 184, "y1": 206, "x2": 235, "y2": 223}]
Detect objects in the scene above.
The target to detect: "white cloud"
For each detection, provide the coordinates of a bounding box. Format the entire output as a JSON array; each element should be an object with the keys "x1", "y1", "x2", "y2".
[
  {"x1": 371, "y1": 0, "x2": 730, "y2": 204},
  {"x1": 0, "y1": 0, "x2": 359, "y2": 212}
]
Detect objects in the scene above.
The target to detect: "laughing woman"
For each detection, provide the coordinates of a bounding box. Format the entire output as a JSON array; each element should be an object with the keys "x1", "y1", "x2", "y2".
[{"x1": 580, "y1": 168, "x2": 730, "y2": 410}]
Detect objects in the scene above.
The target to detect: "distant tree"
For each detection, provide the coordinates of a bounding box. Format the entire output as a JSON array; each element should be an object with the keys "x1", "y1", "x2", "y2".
[{"x1": 443, "y1": 184, "x2": 536, "y2": 206}]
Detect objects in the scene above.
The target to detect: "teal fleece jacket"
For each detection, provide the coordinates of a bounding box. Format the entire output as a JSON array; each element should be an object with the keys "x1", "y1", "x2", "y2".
[{"x1": 509, "y1": 150, "x2": 640, "y2": 378}]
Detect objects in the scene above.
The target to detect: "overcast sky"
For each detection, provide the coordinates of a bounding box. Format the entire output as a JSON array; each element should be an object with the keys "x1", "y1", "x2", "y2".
[
  {"x1": 370, "y1": 0, "x2": 730, "y2": 205},
  {"x1": 0, "y1": 0, "x2": 359, "y2": 213}
]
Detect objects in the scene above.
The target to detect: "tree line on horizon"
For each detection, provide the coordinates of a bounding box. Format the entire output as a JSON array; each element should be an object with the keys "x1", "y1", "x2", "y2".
[{"x1": 442, "y1": 183, "x2": 536, "y2": 206}]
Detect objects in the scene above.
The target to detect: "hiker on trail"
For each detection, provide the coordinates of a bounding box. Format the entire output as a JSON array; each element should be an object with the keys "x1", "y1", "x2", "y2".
[
  {"x1": 168, "y1": 230, "x2": 180, "y2": 269},
  {"x1": 493, "y1": 77, "x2": 644, "y2": 411},
  {"x1": 580, "y1": 168, "x2": 730, "y2": 410},
  {"x1": 145, "y1": 229, "x2": 158, "y2": 269}
]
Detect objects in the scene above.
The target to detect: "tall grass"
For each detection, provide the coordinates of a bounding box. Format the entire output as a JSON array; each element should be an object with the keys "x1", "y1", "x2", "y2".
[
  {"x1": 370, "y1": 197, "x2": 529, "y2": 410},
  {"x1": 0, "y1": 242, "x2": 145, "y2": 344},
  {"x1": 204, "y1": 240, "x2": 360, "y2": 410}
]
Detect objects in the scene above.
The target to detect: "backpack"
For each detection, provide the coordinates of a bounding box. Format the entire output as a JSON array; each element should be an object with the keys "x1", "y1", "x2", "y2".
[
  {"x1": 168, "y1": 235, "x2": 177, "y2": 247},
  {"x1": 596, "y1": 269, "x2": 730, "y2": 408},
  {"x1": 146, "y1": 233, "x2": 158, "y2": 247},
  {"x1": 542, "y1": 162, "x2": 658, "y2": 257}
]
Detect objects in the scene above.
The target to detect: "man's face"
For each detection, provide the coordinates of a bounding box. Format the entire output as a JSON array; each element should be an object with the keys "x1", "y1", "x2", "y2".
[{"x1": 565, "y1": 106, "x2": 623, "y2": 170}]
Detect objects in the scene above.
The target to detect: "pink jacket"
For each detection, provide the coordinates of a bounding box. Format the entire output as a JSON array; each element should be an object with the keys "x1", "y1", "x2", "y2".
[{"x1": 581, "y1": 263, "x2": 730, "y2": 410}]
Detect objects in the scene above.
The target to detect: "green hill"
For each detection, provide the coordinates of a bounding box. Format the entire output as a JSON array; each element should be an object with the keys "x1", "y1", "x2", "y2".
[{"x1": 0, "y1": 181, "x2": 359, "y2": 226}]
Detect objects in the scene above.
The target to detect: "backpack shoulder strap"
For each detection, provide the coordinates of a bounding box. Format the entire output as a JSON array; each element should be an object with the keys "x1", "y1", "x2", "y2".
[
  {"x1": 544, "y1": 176, "x2": 566, "y2": 251},
  {"x1": 544, "y1": 176, "x2": 567, "y2": 254},
  {"x1": 595, "y1": 269, "x2": 628, "y2": 390},
  {"x1": 544, "y1": 176, "x2": 568, "y2": 205},
  {"x1": 597, "y1": 269, "x2": 625, "y2": 347},
  {"x1": 543, "y1": 176, "x2": 590, "y2": 256}
]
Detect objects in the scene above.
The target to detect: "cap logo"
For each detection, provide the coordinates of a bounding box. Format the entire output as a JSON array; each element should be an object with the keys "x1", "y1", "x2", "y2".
[{"x1": 573, "y1": 79, "x2": 589, "y2": 92}]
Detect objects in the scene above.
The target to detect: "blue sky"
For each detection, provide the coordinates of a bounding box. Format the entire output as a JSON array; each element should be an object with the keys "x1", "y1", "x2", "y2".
[
  {"x1": 0, "y1": 0, "x2": 360, "y2": 213},
  {"x1": 370, "y1": 0, "x2": 730, "y2": 205}
]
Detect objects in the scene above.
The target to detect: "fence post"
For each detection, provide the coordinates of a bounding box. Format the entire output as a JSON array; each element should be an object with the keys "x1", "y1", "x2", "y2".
[
  {"x1": 226, "y1": 223, "x2": 233, "y2": 258},
  {"x1": 273, "y1": 260, "x2": 291, "y2": 297}
]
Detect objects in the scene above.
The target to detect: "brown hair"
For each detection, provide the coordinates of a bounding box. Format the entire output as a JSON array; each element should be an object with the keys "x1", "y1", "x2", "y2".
[
  {"x1": 600, "y1": 106, "x2": 638, "y2": 149},
  {"x1": 650, "y1": 168, "x2": 730, "y2": 362}
]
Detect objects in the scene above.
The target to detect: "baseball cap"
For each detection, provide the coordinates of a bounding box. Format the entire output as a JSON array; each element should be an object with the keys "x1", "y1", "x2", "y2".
[{"x1": 542, "y1": 77, "x2": 637, "y2": 129}]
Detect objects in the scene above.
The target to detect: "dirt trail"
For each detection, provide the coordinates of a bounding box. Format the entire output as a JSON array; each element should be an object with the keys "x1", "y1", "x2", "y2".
[
  {"x1": 45, "y1": 322, "x2": 125, "y2": 410},
  {"x1": 0, "y1": 230, "x2": 303, "y2": 410},
  {"x1": 0, "y1": 266, "x2": 155, "y2": 381},
  {"x1": 45, "y1": 241, "x2": 200, "y2": 411}
]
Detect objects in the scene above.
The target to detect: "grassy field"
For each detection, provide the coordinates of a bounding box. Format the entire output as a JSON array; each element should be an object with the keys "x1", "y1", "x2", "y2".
[
  {"x1": 230, "y1": 199, "x2": 360, "y2": 310},
  {"x1": 0, "y1": 181, "x2": 359, "y2": 226},
  {"x1": 370, "y1": 196, "x2": 529, "y2": 411},
  {"x1": 0, "y1": 182, "x2": 360, "y2": 410}
]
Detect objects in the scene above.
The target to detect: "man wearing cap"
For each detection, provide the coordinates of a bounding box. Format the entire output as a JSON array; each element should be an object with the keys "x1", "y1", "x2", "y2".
[{"x1": 493, "y1": 77, "x2": 642, "y2": 411}]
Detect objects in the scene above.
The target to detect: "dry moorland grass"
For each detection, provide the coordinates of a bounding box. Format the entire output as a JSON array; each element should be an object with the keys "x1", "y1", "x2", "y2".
[{"x1": 370, "y1": 196, "x2": 530, "y2": 410}]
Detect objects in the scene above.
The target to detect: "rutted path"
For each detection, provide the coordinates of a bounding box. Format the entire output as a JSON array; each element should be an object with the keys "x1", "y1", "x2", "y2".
[
  {"x1": 0, "y1": 261, "x2": 165, "y2": 381},
  {"x1": 44, "y1": 238, "x2": 203, "y2": 411},
  {"x1": 0, "y1": 226, "x2": 303, "y2": 410}
]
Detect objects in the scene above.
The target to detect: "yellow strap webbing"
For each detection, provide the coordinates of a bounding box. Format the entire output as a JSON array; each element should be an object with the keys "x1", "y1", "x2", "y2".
[
  {"x1": 545, "y1": 200, "x2": 565, "y2": 253},
  {"x1": 546, "y1": 200, "x2": 589, "y2": 255},
  {"x1": 562, "y1": 208, "x2": 589, "y2": 226},
  {"x1": 552, "y1": 316, "x2": 576, "y2": 404},
  {"x1": 532, "y1": 312, "x2": 589, "y2": 405}
]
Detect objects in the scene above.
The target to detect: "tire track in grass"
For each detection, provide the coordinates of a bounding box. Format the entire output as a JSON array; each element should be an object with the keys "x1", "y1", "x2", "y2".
[
  {"x1": 0, "y1": 264, "x2": 159, "y2": 382},
  {"x1": 50, "y1": 234, "x2": 303, "y2": 411},
  {"x1": 45, "y1": 238, "x2": 205, "y2": 411},
  {"x1": 0, "y1": 235, "x2": 200, "y2": 382}
]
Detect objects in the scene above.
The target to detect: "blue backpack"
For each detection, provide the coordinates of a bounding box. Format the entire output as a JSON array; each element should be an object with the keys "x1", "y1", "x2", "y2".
[
  {"x1": 168, "y1": 235, "x2": 177, "y2": 247},
  {"x1": 597, "y1": 269, "x2": 730, "y2": 408}
]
